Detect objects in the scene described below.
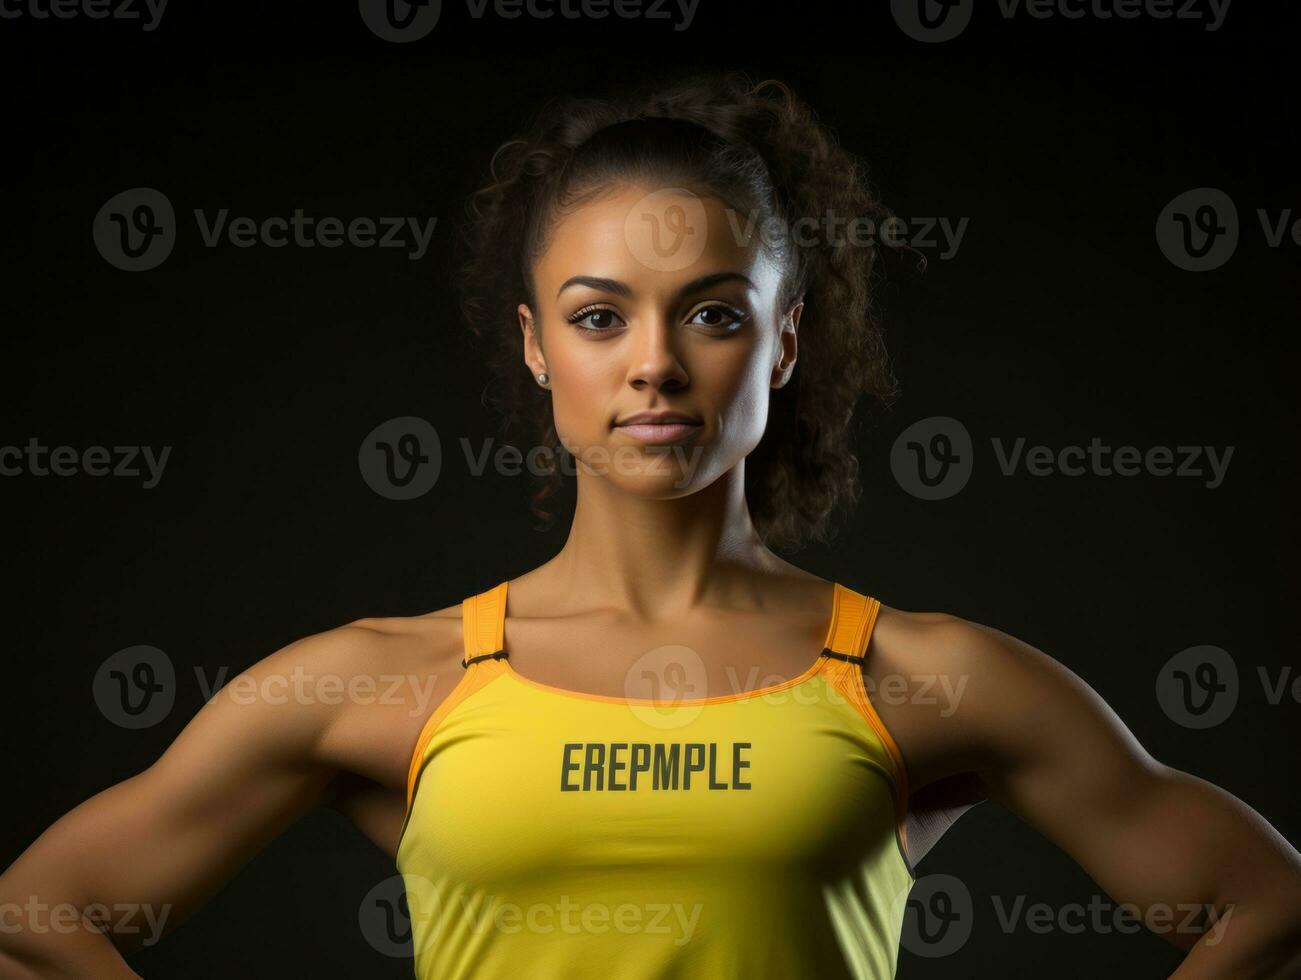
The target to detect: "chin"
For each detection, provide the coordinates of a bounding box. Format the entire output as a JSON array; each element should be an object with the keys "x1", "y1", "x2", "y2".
[{"x1": 601, "y1": 456, "x2": 709, "y2": 497}]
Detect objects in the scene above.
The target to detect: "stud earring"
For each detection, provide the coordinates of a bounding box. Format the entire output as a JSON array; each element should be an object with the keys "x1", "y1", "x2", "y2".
[{"x1": 536, "y1": 372, "x2": 549, "y2": 386}]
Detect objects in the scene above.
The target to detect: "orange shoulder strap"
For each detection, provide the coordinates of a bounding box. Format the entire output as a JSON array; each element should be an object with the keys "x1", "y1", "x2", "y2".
[
  {"x1": 819, "y1": 583, "x2": 910, "y2": 856},
  {"x1": 822, "y1": 582, "x2": 881, "y2": 663},
  {"x1": 461, "y1": 580, "x2": 509, "y2": 667}
]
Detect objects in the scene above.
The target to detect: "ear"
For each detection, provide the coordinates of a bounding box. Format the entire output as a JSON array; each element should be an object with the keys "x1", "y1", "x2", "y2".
[
  {"x1": 772, "y1": 300, "x2": 803, "y2": 388},
  {"x1": 519, "y1": 303, "x2": 547, "y2": 378}
]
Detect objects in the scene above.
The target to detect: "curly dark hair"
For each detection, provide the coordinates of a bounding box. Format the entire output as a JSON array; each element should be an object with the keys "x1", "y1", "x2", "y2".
[{"x1": 456, "y1": 70, "x2": 904, "y2": 552}]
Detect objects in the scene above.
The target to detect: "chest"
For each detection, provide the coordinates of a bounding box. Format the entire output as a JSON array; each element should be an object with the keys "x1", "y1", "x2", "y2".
[{"x1": 398, "y1": 673, "x2": 901, "y2": 883}]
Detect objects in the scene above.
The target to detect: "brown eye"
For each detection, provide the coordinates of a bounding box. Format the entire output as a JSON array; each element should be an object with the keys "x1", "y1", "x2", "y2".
[
  {"x1": 567, "y1": 306, "x2": 624, "y2": 333},
  {"x1": 688, "y1": 305, "x2": 748, "y2": 331}
]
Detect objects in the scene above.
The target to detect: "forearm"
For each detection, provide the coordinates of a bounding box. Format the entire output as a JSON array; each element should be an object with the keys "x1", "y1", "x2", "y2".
[{"x1": 1168, "y1": 907, "x2": 1301, "y2": 980}]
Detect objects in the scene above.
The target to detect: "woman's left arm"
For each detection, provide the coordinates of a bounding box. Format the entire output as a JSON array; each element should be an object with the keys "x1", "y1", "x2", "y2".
[{"x1": 926, "y1": 617, "x2": 1301, "y2": 979}]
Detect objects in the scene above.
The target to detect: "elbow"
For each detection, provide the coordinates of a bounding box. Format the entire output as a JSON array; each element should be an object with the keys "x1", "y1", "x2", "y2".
[
  {"x1": 0, "y1": 947, "x2": 45, "y2": 980},
  {"x1": 0, "y1": 896, "x2": 143, "y2": 980},
  {"x1": 1198, "y1": 899, "x2": 1301, "y2": 980}
]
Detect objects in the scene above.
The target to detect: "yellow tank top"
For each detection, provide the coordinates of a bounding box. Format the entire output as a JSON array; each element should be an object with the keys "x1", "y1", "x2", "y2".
[{"x1": 396, "y1": 580, "x2": 915, "y2": 979}]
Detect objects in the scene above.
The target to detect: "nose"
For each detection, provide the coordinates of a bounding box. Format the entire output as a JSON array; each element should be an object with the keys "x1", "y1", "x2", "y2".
[{"x1": 626, "y1": 310, "x2": 689, "y2": 391}]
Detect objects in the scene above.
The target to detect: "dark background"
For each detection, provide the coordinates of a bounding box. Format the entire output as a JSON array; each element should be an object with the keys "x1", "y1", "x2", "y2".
[{"x1": 2, "y1": 2, "x2": 1297, "y2": 977}]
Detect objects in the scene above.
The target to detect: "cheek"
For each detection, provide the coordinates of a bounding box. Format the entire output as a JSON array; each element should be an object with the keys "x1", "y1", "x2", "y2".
[
  {"x1": 699, "y1": 344, "x2": 773, "y2": 449},
  {"x1": 546, "y1": 340, "x2": 620, "y2": 441}
]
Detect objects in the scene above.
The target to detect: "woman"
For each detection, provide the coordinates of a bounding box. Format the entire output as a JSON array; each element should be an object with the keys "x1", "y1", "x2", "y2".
[{"x1": 1, "y1": 72, "x2": 1298, "y2": 980}]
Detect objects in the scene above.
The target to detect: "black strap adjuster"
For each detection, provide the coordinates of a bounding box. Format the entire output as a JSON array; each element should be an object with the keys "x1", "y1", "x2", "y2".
[
  {"x1": 462, "y1": 650, "x2": 508, "y2": 668},
  {"x1": 819, "y1": 646, "x2": 867, "y2": 665}
]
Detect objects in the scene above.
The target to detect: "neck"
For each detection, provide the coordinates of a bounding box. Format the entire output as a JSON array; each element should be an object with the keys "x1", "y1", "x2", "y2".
[{"x1": 542, "y1": 460, "x2": 791, "y2": 622}]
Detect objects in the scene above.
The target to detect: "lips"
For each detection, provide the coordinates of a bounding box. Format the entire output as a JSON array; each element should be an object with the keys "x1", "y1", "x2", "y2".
[
  {"x1": 614, "y1": 411, "x2": 701, "y2": 427},
  {"x1": 615, "y1": 422, "x2": 700, "y2": 444},
  {"x1": 613, "y1": 411, "x2": 703, "y2": 445}
]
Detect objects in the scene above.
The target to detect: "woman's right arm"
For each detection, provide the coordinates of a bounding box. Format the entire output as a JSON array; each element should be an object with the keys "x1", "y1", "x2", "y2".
[{"x1": 0, "y1": 626, "x2": 367, "y2": 978}]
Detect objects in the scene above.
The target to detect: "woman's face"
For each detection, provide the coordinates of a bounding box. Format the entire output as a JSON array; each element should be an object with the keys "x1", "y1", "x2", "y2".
[{"x1": 520, "y1": 181, "x2": 802, "y2": 498}]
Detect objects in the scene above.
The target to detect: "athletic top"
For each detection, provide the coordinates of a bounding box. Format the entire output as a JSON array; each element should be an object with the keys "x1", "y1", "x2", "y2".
[{"x1": 395, "y1": 579, "x2": 915, "y2": 979}]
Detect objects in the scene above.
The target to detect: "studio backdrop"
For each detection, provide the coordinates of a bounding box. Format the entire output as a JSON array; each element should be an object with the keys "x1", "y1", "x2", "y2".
[{"x1": 2, "y1": 3, "x2": 1297, "y2": 978}]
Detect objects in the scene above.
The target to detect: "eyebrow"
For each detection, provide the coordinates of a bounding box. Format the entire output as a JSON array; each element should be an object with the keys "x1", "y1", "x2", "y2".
[{"x1": 555, "y1": 271, "x2": 754, "y2": 300}]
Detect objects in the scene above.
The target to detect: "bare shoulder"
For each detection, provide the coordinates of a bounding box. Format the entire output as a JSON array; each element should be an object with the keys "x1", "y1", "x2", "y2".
[
  {"x1": 306, "y1": 601, "x2": 469, "y2": 731},
  {"x1": 244, "y1": 602, "x2": 465, "y2": 696},
  {"x1": 339, "y1": 600, "x2": 466, "y2": 672},
  {"x1": 866, "y1": 602, "x2": 1147, "y2": 792},
  {"x1": 208, "y1": 601, "x2": 468, "y2": 790},
  {"x1": 871, "y1": 602, "x2": 1095, "y2": 702}
]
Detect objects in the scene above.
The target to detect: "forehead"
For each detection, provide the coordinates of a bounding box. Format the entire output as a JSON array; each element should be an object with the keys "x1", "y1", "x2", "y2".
[{"x1": 532, "y1": 182, "x2": 776, "y2": 296}]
